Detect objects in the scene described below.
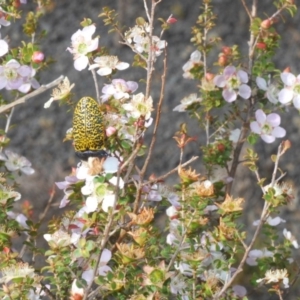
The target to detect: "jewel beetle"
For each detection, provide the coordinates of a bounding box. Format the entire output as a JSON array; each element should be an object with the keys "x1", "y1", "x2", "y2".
[{"x1": 72, "y1": 97, "x2": 108, "y2": 160}]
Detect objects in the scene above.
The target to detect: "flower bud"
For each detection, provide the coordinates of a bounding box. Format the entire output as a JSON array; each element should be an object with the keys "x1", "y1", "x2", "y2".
[
  {"x1": 205, "y1": 72, "x2": 214, "y2": 81},
  {"x1": 167, "y1": 15, "x2": 177, "y2": 24},
  {"x1": 32, "y1": 51, "x2": 45, "y2": 63},
  {"x1": 218, "y1": 54, "x2": 227, "y2": 66},
  {"x1": 261, "y1": 19, "x2": 272, "y2": 29},
  {"x1": 106, "y1": 126, "x2": 116, "y2": 137},
  {"x1": 222, "y1": 46, "x2": 232, "y2": 56},
  {"x1": 256, "y1": 42, "x2": 267, "y2": 50},
  {"x1": 282, "y1": 140, "x2": 291, "y2": 154},
  {"x1": 12, "y1": 0, "x2": 21, "y2": 8},
  {"x1": 217, "y1": 143, "x2": 225, "y2": 152},
  {"x1": 283, "y1": 66, "x2": 291, "y2": 73}
]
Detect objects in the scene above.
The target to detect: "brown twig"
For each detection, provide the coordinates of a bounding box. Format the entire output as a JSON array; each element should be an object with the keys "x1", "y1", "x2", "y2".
[
  {"x1": 0, "y1": 75, "x2": 64, "y2": 114},
  {"x1": 142, "y1": 156, "x2": 198, "y2": 186},
  {"x1": 216, "y1": 140, "x2": 284, "y2": 298},
  {"x1": 133, "y1": 48, "x2": 167, "y2": 213}
]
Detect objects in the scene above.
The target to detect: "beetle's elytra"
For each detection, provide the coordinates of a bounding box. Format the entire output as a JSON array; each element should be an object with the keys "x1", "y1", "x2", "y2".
[{"x1": 72, "y1": 97, "x2": 107, "y2": 160}]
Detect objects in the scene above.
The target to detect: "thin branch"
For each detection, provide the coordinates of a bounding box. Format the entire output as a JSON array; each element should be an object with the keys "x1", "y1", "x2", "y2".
[
  {"x1": 271, "y1": 142, "x2": 283, "y2": 186},
  {"x1": 0, "y1": 107, "x2": 15, "y2": 153},
  {"x1": 90, "y1": 67, "x2": 101, "y2": 104},
  {"x1": 217, "y1": 136, "x2": 285, "y2": 298},
  {"x1": 133, "y1": 48, "x2": 167, "y2": 213},
  {"x1": 143, "y1": 0, "x2": 151, "y2": 22},
  {"x1": 141, "y1": 49, "x2": 167, "y2": 175},
  {"x1": 240, "y1": 0, "x2": 252, "y2": 19},
  {"x1": 167, "y1": 210, "x2": 197, "y2": 271},
  {"x1": 142, "y1": 156, "x2": 198, "y2": 186},
  {"x1": 214, "y1": 201, "x2": 270, "y2": 299},
  {"x1": 0, "y1": 75, "x2": 65, "y2": 114}
]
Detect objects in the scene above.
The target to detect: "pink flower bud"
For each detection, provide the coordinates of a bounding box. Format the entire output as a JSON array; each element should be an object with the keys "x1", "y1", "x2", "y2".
[
  {"x1": 106, "y1": 126, "x2": 116, "y2": 137},
  {"x1": 205, "y1": 72, "x2": 214, "y2": 81},
  {"x1": 283, "y1": 66, "x2": 291, "y2": 73},
  {"x1": 261, "y1": 19, "x2": 272, "y2": 29},
  {"x1": 32, "y1": 51, "x2": 45, "y2": 63},
  {"x1": 222, "y1": 46, "x2": 232, "y2": 56},
  {"x1": 218, "y1": 54, "x2": 227, "y2": 66},
  {"x1": 167, "y1": 15, "x2": 177, "y2": 24},
  {"x1": 256, "y1": 42, "x2": 267, "y2": 50}
]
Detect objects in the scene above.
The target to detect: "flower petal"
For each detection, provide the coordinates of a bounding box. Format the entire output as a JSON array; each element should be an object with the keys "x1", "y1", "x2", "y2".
[
  {"x1": 213, "y1": 75, "x2": 226, "y2": 88},
  {"x1": 97, "y1": 67, "x2": 112, "y2": 76},
  {"x1": 255, "y1": 109, "x2": 266, "y2": 124},
  {"x1": 222, "y1": 89, "x2": 236, "y2": 102},
  {"x1": 237, "y1": 70, "x2": 248, "y2": 83},
  {"x1": 224, "y1": 65, "x2": 236, "y2": 77},
  {"x1": 293, "y1": 95, "x2": 300, "y2": 109},
  {"x1": 250, "y1": 121, "x2": 261, "y2": 134},
  {"x1": 278, "y1": 88, "x2": 293, "y2": 104},
  {"x1": 74, "y1": 56, "x2": 88, "y2": 71},
  {"x1": 272, "y1": 126, "x2": 286, "y2": 138},
  {"x1": 103, "y1": 157, "x2": 119, "y2": 173},
  {"x1": 281, "y1": 72, "x2": 295, "y2": 86},
  {"x1": 261, "y1": 134, "x2": 275, "y2": 143},
  {"x1": 266, "y1": 113, "x2": 281, "y2": 127},
  {"x1": 116, "y1": 62, "x2": 129, "y2": 70},
  {"x1": 238, "y1": 84, "x2": 251, "y2": 99},
  {"x1": 256, "y1": 77, "x2": 267, "y2": 91}
]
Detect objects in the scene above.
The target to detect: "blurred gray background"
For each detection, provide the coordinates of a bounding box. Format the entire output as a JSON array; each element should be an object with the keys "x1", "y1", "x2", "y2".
[{"x1": 3, "y1": 0, "x2": 300, "y2": 299}]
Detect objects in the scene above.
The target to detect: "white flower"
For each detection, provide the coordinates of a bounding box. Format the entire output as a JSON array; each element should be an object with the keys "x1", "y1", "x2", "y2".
[
  {"x1": 0, "y1": 150, "x2": 34, "y2": 174},
  {"x1": 256, "y1": 269, "x2": 289, "y2": 288},
  {"x1": 89, "y1": 56, "x2": 129, "y2": 76},
  {"x1": 0, "y1": 184, "x2": 21, "y2": 204},
  {"x1": 214, "y1": 66, "x2": 251, "y2": 102},
  {"x1": 246, "y1": 248, "x2": 273, "y2": 266},
  {"x1": 122, "y1": 93, "x2": 153, "y2": 120},
  {"x1": 256, "y1": 76, "x2": 279, "y2": 104},
  {"x1": 0, "y1": 262, "x2": 35, "y2": 283},
  {"x1": 278, "y1": 72, "x2": 300, "y2": 109},
  {"x1": 173, "y1": 93, "x2": 202, "y2": 112},
  {"x1": 253, "y1": 216, "x2": 286, "y2": 227},
  {"x1": 125, "y1": 23, "x2": 150, "y2": 43},
  {"x1": 67, "y1": 24, "x2": 99, "y2": 71},
  {"x1": 43, "y1": 229, "x2": 72, "y2": 248},
  {"x1": 170, "y1": 274, "x2": 187, "y2": 295},
  {"x1": 0, "y1": 39, "x2": 8, "y2": 57},
  {"x1": 166, "y1": 219, "x2": 182, "y2": 245},
  {"x1": 250, "y1": 109, "x2": 286, "y2": 143},
  {"x1": 166, "y1": 205, "x2": 179, "y2": 218},
  {"x1": 283, "y1": 228, "x2": 299, "y2": 249},
  {"x1": 101, "y1": 79, "x2": 138, "y2": 102},
  {"x1": 18, "y1": 66, "x2": 40, "y2": 93},
  {"x1": 133, "y1": 35, "x2": 166, "y2": 57},
  {"x1": 44, "y1": 77, "x2": 75, "y2": 108},
  {"x1": 102, "y1": 192, "x2": 115, "y2": 212},
  {"x1": 82, "y1": 249, "x2": 112, "y2": 284},
  {"x1": 182, "y1": 50, "x2": 202, "y2": 79},
  {"x1": 0, "y1": 59, "x2": 33, "y2": 91}
]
